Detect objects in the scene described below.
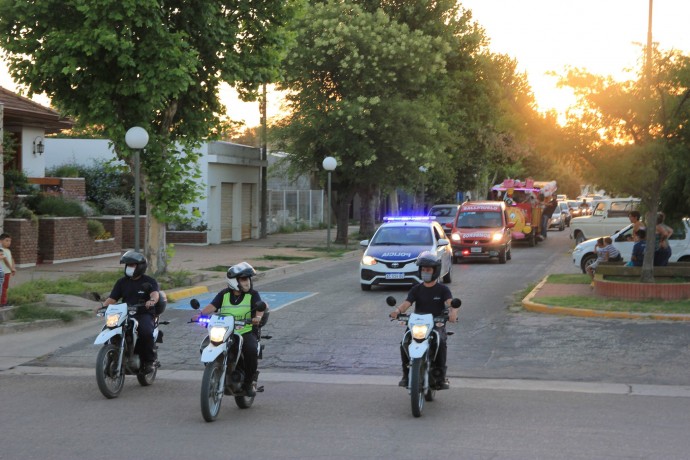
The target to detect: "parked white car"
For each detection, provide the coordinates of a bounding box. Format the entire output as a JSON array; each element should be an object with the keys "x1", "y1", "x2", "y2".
[
  {"x1": 572, "y1": 218, "x2": 690, "y2": 273},
  {"x1": 570, "y1": 198, "x2": 640, "y2": 244}
]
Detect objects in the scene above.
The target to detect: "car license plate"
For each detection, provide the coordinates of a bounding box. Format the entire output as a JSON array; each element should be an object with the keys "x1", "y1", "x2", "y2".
[
  {"x1": 470, "y1": 247, "x2": 482, "y2": 253},
  {"x1": 385, "y1": 273, "x2": 404, "y2": 279}
]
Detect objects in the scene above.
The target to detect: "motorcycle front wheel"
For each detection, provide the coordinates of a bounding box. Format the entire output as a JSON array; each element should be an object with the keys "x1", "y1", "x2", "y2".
[
  {"x1": 201, "y1": 361, "x2": 224, "y2": 422},
  {"x1": 409, "y1": 357, "x2": 425, "y2": 418},
  {"x1": 95, "y1": 344, "x2": 125, "y2": 399},
  {"x1": 136, "y1": 362, "x2": 157, "y2": 386}
]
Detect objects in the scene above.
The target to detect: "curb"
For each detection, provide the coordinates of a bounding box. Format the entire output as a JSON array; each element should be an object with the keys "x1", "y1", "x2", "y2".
[{"x1": 522, "y1": 276, "x2": 690, "y2": 321}]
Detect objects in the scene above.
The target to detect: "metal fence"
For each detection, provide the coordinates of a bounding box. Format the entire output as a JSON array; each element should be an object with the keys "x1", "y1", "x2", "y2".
[{"x1": 267, "y1": 189, "x2": 326, "y2": 234}]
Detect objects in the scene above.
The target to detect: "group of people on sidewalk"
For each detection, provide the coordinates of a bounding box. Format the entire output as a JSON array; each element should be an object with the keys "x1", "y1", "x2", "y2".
[{"x1": 586, "y1": 210, "x2": 675, "y2": 280}]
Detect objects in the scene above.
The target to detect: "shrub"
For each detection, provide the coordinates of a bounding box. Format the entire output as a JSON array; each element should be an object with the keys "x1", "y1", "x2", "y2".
[
  {"x1": 103, "y1": 195, "x2": 133, "y2": 215},
  {"x1": 87, "y1": 219, "x2": 106, "y2": 239},
  {"x1": 46, "y1": 164, "x2": 81, "y2": 178},
  {"x1": 26, "y1": 194, "x2": 85, "y2": 217}
]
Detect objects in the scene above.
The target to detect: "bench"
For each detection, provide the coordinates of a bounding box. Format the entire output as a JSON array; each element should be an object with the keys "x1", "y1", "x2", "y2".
[{"x1": 595, "y1": 262, "x2": 690, "y2": 278}]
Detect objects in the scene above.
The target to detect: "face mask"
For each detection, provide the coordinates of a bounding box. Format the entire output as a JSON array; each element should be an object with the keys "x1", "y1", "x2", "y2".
[
  {"x1": 125, "y1": 266, "x2": 135, "y2": 277},
  {"x1": 421, "y1": 272, "x2": 433, "y2": 282}
]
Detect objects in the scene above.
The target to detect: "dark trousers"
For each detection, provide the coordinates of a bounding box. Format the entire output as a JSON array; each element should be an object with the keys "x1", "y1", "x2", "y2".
[
  {"x1": 135, "y1": 313, "x2": 156, "y2": 363},
  {"x1": 400, "y1": 326, "x2": 448, "y2": 378},
  {"x1": 240, "y1": 331, "x2": 260, "y2": 382}
]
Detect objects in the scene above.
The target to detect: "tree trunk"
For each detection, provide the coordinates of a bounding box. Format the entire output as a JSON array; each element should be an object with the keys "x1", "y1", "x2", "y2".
[
  {"x1": 144, "y1": 198, "x2": 168, "y2": 275},
  {"x1": 334, "y1": 188, "x2": 353, "y2": 245},
  {"x1": 640, "y1": 201, "x2": 659, "y2": 283},
  {"x1": 358, "y1": 184, "x2": 377, "y2": 239}
]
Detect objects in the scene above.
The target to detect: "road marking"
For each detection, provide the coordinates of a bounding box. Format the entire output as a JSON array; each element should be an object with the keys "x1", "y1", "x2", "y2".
[
  {"x1": 6, "y1": 366, "x2": 690, "y2": 398},
  {"x1": 169, "y1": 291, "x2": 316, "y2": 311}
]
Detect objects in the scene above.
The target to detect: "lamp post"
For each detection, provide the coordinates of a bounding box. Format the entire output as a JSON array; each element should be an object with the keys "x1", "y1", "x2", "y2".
[
  {"x1": 125, "y1": 127, "x2": 149, "y2": 253},
  {"x1": 419, "y1": 166, "x2": 428, "y2": 214},
  {"x1": 322, "y1": 156, "x2": 337, "y2": 251}
]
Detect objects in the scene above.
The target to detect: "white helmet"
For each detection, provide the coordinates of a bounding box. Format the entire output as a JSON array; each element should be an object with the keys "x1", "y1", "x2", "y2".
[{"x1": 226, "y1": 262, "x2": 256, "y2": 292}]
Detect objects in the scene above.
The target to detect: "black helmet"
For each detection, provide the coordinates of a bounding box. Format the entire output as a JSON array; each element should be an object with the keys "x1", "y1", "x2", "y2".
[
  {"x1": 416, "y1": 251, "x2": 441, "y2": 281},
  {"x1": 226, "y1": 262, "x2": 257, "y2": 292},
  {"x1": 120, "y1": 250, "x2": 147, "y2": 278}
]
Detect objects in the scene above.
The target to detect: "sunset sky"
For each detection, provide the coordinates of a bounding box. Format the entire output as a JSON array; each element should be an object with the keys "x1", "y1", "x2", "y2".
[{"x1": 2, "y1": 1, "x2": 689, "y2": 125}]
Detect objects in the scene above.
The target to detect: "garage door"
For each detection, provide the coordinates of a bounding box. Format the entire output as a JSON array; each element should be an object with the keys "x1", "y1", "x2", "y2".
[
  {"x1": 221, "y1": 183, "x2": 233, "y2": 241},
  {"x1": 242, "y1": 183, "x2": 253, "y2": 240}
]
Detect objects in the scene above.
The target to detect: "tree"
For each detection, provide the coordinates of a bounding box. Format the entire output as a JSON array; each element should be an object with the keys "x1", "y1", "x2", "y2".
[
  {"x1": 0, "y1": 0, "x2": 296, "y2": 273},
  {"x1": 559, "y1": 47, "x2": 690, "y2": 281},
  {"x1": 275, "y1": 0, "x2": 449, "y2": 240}
]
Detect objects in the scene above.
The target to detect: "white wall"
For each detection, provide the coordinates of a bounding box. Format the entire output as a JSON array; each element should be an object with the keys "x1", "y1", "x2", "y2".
[
  {"x1": 44, "y1": 138, "x2": 117, "y2": 169},
  {"x1": 21, "y1": 127, "x2": 48, "y2": 177}
]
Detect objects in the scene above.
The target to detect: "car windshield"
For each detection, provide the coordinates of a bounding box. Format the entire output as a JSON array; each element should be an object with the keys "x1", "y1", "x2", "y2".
[
  {"x1": 456, "y1": 211, "x2": 502, "y2": 228},
  {"x1": 371, "y1": 226, "x2": 433, "y2": 246}
]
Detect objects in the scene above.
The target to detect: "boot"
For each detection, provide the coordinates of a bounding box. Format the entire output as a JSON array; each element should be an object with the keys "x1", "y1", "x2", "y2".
[{"x1": 398, "y1": 370, "x2": 408, "y2": 387}]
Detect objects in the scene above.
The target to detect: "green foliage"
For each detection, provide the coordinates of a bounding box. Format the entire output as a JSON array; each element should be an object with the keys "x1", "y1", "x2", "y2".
[
  {"x1": 12, "y1": 305, "x2": 87, "y2": 323},
  {"x1": 3, "y1": 169, "x2": 36, "y2": 195},
  {"x1": 2, "y1": 130, "x2": 18, "y2": 162},
  {"x1": 0, "y1": 0, "x2": 298, "y2": 271},
  {"x1": 25, "y1": 194, "x2": 85, "y2": 217},
  {"x1": 7, "y1": 271, "x2": 120, "y2": 306},
  {"x1": 103, "y1": 194, "x2": 133, "y2": 215},
  {"x1": 87, "y1": 219, "x2": 111, "y2": 240},
  {"x1": 47, "y1": 164, "x2": 81, "y2": 178}
]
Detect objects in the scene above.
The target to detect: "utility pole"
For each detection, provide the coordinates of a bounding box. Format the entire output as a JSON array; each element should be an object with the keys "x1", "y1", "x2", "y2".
[
  {"x1": 260, "y1": 83, "x2": 268, "y2": 238},
  {"x1": 645, "y1": 0, "x2": 653, "y2": 82}
]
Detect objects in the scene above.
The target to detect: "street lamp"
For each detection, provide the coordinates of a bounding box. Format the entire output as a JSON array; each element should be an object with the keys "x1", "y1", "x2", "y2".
[
  {"x1": 322, "y1": 156, "x2": 337, "y2": 251},
  {"x1": 125, "y1": 127, "x2": 149, "y2": 253},
  {"x1": 419, "y1": 166, "x2": 428, "y2": 214}
]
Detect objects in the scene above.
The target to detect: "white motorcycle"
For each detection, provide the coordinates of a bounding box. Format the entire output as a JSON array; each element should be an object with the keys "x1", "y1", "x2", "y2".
[
  {"x1": 94, "y1": 294, "x2": 168, "y2": 399},
  {"x1": 387, "y1": 296, "x2": 461, "y2": 417},
  {"x1": 190, "y1": 298, "x2": 269, "y2": 422}
]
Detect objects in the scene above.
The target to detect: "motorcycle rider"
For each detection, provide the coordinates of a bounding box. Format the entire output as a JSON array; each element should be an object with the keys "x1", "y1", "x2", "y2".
[
  {"x1": 389, "y1": 251, "x2": 459, "y2": 389},
  {"x1": 97, "y1": 251, "x2": 165, "y2": 374},
  {"x1": 192, "y1": 261, "x2": 268, "y2": 397}
]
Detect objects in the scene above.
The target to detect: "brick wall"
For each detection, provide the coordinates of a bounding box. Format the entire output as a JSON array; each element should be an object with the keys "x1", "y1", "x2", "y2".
[
  {"x1": 121, "y1": 215, "x2": 147, "y2": 249},
  {"x1": 167, "y1": 231, "x2": 208, "y2": 244},
  {"x1": 38, "y1": 217, "x2": 120, "y2": 263},
  {"x1": 594, "y1": 278, "x2": 690, "y2": 300},
  {"x1": 60, "y1": 178, "x2": 86, "y2": 201},
  {"x1": 3, "y1": 219, "x2": 39, "y2": 267}
]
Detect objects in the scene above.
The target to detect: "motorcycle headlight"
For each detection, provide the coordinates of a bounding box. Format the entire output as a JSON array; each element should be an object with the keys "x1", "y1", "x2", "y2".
[
  {"x1": 361, "y1": 255, "x2": 377, "y2": 266},
  {"x1": 105, "y1": 313, "x2": 121, "y2": 328},
  {"x1": 209, "y1": 326, "x2": 229, "y2": 344},
  {"x1": 411, "y1": 324, "x2": 429, "y2": 341},
  {"x1": 492, "y1": 232, "x2": 503, "y2": 242}
]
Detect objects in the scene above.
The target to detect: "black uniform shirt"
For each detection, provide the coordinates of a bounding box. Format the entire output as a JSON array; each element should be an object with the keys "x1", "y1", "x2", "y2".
[
  {"x1": 405, "y1": 282, "x2": 452, "y2": 316},
  {"x1": 110, "y1": 275, "x2": 159, "y2": 305}
]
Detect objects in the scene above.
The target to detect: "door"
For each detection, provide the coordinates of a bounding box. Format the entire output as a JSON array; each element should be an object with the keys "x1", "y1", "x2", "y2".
[
  {"x1": 241, "y1": 183, "x2": 253, "y2": 240},
  {"x1": 220, "y1": 183, "x2": 234, "y2": 241}
]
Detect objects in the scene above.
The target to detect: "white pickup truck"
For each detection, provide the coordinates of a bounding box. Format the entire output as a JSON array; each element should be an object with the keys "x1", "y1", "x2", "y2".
[{"x1": 570, "y1": 198, "x2": 640, "y2": 244}]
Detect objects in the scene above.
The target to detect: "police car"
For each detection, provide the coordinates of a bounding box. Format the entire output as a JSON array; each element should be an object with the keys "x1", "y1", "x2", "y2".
[{"x1": 359, "y1": 216, "x2": 453, "y2": 291}]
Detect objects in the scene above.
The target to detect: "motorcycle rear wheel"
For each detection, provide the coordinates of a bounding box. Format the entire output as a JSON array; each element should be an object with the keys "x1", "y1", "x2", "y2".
[
  {"x1": 410, "y1": 358, "x2": 425, "y2": 417},
  {"x1": 201, "y1": 362, "x2": 224, "y2": 422},
  {"x1": 95, "y1": 344, "x2": 125, "y2": 399}
]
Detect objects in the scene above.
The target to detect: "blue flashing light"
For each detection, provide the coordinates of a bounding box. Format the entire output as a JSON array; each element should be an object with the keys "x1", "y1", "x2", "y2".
[{"x1": 383, "y1": 216, "x2": 434, "y2": 222}]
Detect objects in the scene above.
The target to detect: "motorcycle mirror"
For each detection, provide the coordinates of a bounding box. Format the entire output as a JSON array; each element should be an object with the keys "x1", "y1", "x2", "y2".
[
  {"x1": 386, "y1": 296, "x2": 397, "y2": 307},
  {"x1": 190, "y1": 299, "x2": 201, "y2": 310},
  {"x1": 256, "y1": 301, "x2": 267, "y2": 312},
  {"x1": 451, "y1": 298, "x2": 462, "y2": 309}
]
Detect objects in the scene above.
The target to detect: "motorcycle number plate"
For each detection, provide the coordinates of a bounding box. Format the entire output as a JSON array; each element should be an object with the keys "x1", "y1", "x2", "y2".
[
  {"x1": 385, "y1": 273, "x2": 404, "y2": 279},
  {"x1": 470, "y1": 247, "x2": 482, "y2": 253}
]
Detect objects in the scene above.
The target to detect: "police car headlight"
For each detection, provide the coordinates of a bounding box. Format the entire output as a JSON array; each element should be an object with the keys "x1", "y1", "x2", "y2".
[
  {"x1": 492, "y1": 232, "x2": 503, "y2": 242},
  {"x1": 209, "y1": 326, "x2": 229, "y2": 344},
  {"x1": 411, "y1": 324, "x2": 429, "y2": 341},
  {"x1": 362, "y1": 255, "x2": 377, "y2": 266},
  {"x1": 450, "y1": 233, "x2": 461, "y2": 242}
]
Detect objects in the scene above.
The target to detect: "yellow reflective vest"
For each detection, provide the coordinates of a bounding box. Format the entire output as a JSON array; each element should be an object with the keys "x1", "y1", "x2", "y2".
[{"x1": 219, "y1": 291, "x2": 253, "y2": 335}]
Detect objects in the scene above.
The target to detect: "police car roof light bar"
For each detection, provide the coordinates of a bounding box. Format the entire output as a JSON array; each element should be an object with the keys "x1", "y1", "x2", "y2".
[{"x1": 383, "y1": 216, "x2": 434, "y2": 222}]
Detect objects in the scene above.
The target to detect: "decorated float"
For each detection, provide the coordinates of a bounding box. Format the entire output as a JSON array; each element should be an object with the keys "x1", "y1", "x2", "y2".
[{"x1": 491, "y1": 178, "x2": 558, "y2": 247}]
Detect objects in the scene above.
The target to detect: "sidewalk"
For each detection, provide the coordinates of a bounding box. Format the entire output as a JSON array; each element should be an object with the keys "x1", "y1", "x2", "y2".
[{"x1": 11, "y1": 226, "x2": 361, "y2": 292}]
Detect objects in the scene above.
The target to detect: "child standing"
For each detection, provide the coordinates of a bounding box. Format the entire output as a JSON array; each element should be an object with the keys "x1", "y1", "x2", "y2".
[{"x1": 0, "y1": 233, "x2": 17, "y2": 306}]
